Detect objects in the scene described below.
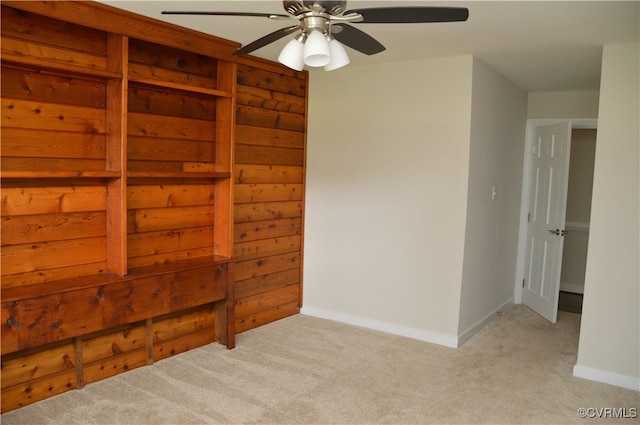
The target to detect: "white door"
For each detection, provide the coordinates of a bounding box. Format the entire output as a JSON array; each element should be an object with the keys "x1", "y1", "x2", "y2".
[{"x1": 523, "y1": 122, "x2": 572, "y2": 323}]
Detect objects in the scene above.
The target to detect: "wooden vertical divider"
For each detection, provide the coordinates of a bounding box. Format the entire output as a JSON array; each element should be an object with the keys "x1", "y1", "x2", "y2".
[
  {"x1": 214, "y1": 60, "x2": 236, "y2": 348},
  {"x1": 74, "y1": 337, "x2": 84, "y2": 389},
  {"x1": 213, "y1": 60, "x2": 236, "y2": 259},
  {"x1": 299, "y1": 71, "x2": 310, "y2": 308},
  {"x1": 215, "y1": 262, "x2": 236, "y2": 349},
  {"x1": 105, "y1": 34, "x2": 128, "y2": 276},
  {"x1": 145, "y1": 318, "x2": 154, "y2": 365}
]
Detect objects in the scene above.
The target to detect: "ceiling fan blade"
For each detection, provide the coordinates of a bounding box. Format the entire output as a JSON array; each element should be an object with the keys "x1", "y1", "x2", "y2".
[
  {"x1": 332, "y1": 24, "x2": 385, "y2": 55},
  {"x1": 161, "y1": 11, "x2": 291, "y2": 19},
  {"x1": 344, "y1": 7, "x2": 469, "y2": 23},
  {"x1": 234, "y1": 26, "x2": 299, "y2": 55}
]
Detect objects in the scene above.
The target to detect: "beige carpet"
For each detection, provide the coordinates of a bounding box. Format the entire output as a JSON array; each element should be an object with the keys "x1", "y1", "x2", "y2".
[{"x1": 2, "y1": 305, "x2": 638, "y2": 424}]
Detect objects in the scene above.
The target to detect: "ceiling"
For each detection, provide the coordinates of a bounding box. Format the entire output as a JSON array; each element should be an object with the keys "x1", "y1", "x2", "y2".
[{"x1": 99, "y1": 1, "x2": 639, "y2": 92}]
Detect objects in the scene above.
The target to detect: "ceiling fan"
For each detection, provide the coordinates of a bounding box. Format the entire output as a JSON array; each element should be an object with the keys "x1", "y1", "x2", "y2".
[{"x1": 162, "y1": 1, "x2": 469, "y2": 71}]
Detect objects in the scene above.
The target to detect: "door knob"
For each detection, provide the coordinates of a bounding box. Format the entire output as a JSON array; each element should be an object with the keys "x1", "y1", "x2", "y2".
[{"x1": 548, "y1": 229, "x2": 568, "y2": 236}]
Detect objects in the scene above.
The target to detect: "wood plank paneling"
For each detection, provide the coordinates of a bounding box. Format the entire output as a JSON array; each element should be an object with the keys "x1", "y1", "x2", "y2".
[
  {"x1": 1, "y1": 62, "x2": 109, "y2": 175},
  {"x1": 235, "y1": 284, "x2": 300, "y2": 318},
  {"x1": 1, "y1": 237, "x2": 107, "y2": 275},
  {"x1": 234, "y1": 217, "x2": 302, "y2": 243},
  {"x1": 128, "y1": 85, "x2": 216, "y2": 120},
  {"x1": 81, "y1": 324, "x2": 147, "y2": 365},
  {"x1": 234, "y1": 268, "x2": 300, "y2": 300},
  {"x1": 2, "y1": 264, "x2": 229, "y2": 354},
  {"x1": 2, "y1": 98, "x2": 106, "y2": 133},
  {"x1": 236, "y1": 85, "x2": 305, "y2": 114},
  {"x1": 235, "y1": 145, "x2": 304, "y2": 166},
  {"x1": 235, "y1": 165, "x2": 304, "y2": 184},
  {"x1": 152, "y1": 305, "x2": 216, "y2": 361},
  {"x1": 152, "y1": 305, "x2": 215, "y2": 343},
  {"x1": 1, "y1": 186, "x2": 107, "y2": 216},
  {"x1": 83, "y1": 348, "x2": 147, "y2": 385},
  {"x1": 128, "y1": 38, "x2": 218, "y2": 89},
  {"x1": 235, "y1": 183, "x2": 303, "y2": 204},
  {"x1": 1, "y1": 212, "x2": 106, "y2": 245},
  {"x1": 82, "y1": 322, "x2": 148, "y2": 385},
  {"x1": 233, "y1": 59, "x2": 307, "y2": 334},
  {"x1": 236, "y1": 104, "x2": 305, "y2": 132},
  {"x1": 233, "y1": 235, "x2": 302, "y2": 261},
  {"x1": 235, "y1": 252, "x2": 301, "y2": 282},
  {"x1": 2, "y1": 128, "x2": 107, "y2": 160},
  {"x1": 127, "y1": 112, "x2": 214, "y2": 141},
  {"x1": 235, "y1": 125, "x2": 304, "y2": 149},
  {"x1": 234, "y1": 201, "x2": 303, "y2": 223},
  {"x1": 127, "y1": 226, "x2": 213, "y2": 258},
  {"x1": 1, "y1": 263, "x2": 109, "y2": 289},
  {"x1": 1, "y1": 5, "x2": 107, "y2": 56},
  {"x1": 2, "y1": 37, "x2": 107, "y2": 71},
  {"x1": 127, "y1": 205, "x2": 214, "y2": 233},
  {"x1": 1, "y1": 369, "x2": 77, "y2": 413},
  {"x1": 127, "y1": 184, "x2": 215, "y2": 209},
  {"x1": 235, "y1": 301, "x2": 300, "y2": 334},
  {"x1": 236, "y1": 64, "x2": 306, "y2": 97},
  {"x1": 2, "y1": 67, "x2": 107, "y2": 108},
  {"x1": 0, "y1": 1, "x2": 307, "y2": 413},
  {"x1": 1, "y1": 342, "x2": 76, "y2": 389}
]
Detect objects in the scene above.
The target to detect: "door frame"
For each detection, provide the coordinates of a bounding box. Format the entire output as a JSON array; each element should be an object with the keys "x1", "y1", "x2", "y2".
[{"x1": 514, "y1": 118, "x2": 598, "y2": 304}]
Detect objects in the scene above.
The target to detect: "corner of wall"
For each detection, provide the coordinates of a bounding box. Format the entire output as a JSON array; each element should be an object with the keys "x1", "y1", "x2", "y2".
[{"x1": 458, "y1": 56, "x2": 527, "y2": 336}]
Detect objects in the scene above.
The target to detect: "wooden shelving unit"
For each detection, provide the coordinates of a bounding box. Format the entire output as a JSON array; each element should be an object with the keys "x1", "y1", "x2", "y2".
[{"x1": 1, "y1": 2, "x2": 239, "y2": 412}]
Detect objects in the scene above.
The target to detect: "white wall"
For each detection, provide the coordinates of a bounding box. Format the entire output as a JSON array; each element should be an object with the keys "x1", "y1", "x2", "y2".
[
  {"x1": 527, "y1": 90, "x2": 599, "y2": 119},
  {"x1": 457, "y1": 58, "x2": 527, "y2": 341},
  {"x1": 574, "y1": 42, "x2": 640, "y2": 391},
  {"x1": 303, "y1": 56, "x2": 474, "y2": 346}
]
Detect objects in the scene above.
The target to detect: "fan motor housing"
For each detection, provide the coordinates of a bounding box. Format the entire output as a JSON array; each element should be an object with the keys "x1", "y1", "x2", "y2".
[{"x1": 284, "y1": 1, "x2": 347, "y2": 16}]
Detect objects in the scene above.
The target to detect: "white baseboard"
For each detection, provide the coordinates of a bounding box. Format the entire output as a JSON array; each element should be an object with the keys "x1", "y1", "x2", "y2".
[
  {"x1": 300, "y1": 306, "x2": 459, "y2": 348},
  {"x1": 457, "y1": 298, "x2": 514, "y2": 346},
  {"x1": 573, "y1": 364, "x2": 640, "y2": 391}
]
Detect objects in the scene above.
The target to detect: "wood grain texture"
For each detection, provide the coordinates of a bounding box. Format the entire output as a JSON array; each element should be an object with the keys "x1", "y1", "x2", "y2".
[
  {"x1": 235, "y1": 125, "x2": 304, "y2": 149},
  {"x1": 0, "y1": 0, "x2": 309, "y2": 411},
  {"x1": 0, "y1": 368, "x2": 76, "y2": 413},
  {"x1": 5, "y1": 2, "x2": 239, "y2": 60},
  {"x1": 1, "y1": 66, "x2": 107, "y2": 108},
  {"x1": 236, "y1": 64, "x2": 306, "y2": 98},
  {"x1": 1, "y1": 212, "x2": 106, "y2": 245},
  {"x1": 1, "y1": 341, "x2": 76, "y2": 389},
  {"x1": 1, "y1": 5, "x2": 107, "y2": 56},
  {"x1": 235, "y1": 165, "x2": 304, "y2": 184},
  {"x1": 2, "y1": 128, "x2": 107, "y2": 160},
  {"x1": 1, "y1": 262, "x2": 230, "y2": 354},
  {"x1": 233, "y1": 58, "x2": 307, "y2": 334},
  {"x1": 2, "y1": 98, "x2": 106, "y2": 133},
  {"x1": 234, "y1": 201, "x2": 303, "y2": 223}
]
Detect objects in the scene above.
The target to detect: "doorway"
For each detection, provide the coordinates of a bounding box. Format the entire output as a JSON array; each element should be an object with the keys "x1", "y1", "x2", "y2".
[
  {"x1": 515, "y1": 119, "x2": 598, "y2": 322},
  {"x1": 558, "y1": 128, "x2": 597, "y2": 314}
]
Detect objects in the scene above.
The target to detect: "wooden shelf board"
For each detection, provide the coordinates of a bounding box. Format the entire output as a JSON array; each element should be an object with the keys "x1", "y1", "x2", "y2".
[
  {"x1": 127, "y1": 171, "x2": 231, "y2": 179},
  {"x1": 1, "y1": 256, "x2": 233, "y2": 303},
  {"x1": 128, "y1": 76, "x2": 233, "y2": 98}
]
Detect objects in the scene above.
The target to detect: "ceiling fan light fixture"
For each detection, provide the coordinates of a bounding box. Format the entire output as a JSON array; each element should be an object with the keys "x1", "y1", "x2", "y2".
[
  {"x1": 163, "y1": 2, "x2": 469, "y2": 72},
  {"x1": 278, "y1": 36, "x2": 305, "y2": 71},
  {"x1": 303, "y1": 29, "x2": 331, "y2": 67},
  {"x1": 324, "y1": 37, "x2": 350, "y2": 71}
]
